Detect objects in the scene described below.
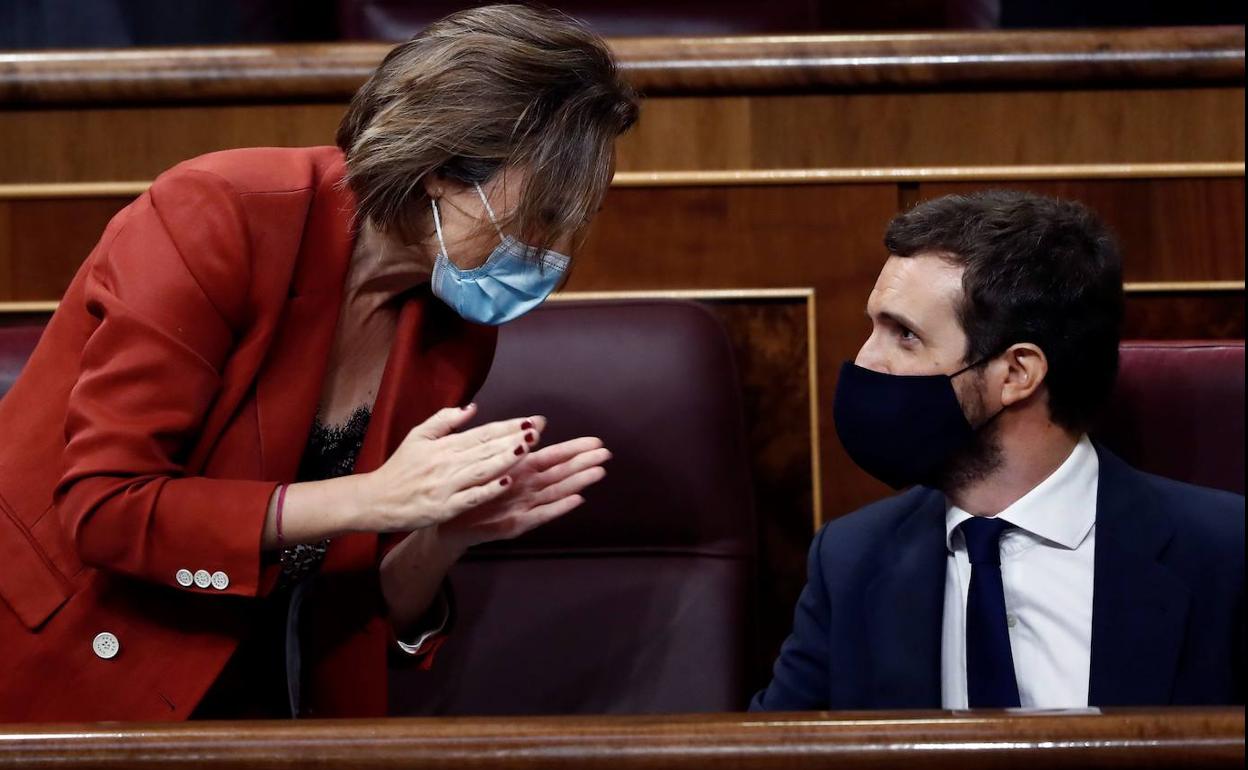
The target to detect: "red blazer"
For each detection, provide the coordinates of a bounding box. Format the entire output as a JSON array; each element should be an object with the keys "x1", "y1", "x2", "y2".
[{"x1": 0, "y1": 146, "x2": 497, "y2": 722}]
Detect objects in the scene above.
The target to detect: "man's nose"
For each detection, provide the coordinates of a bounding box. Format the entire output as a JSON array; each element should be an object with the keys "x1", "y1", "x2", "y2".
[{"x1": 854, "y1": 334, "x2": 891, "y2": 373}]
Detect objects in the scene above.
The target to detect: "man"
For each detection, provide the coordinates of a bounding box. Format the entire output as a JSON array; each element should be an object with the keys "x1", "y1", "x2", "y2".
[{"x1": 753, "y1": 190, "x2": 1244, "y2": 710}]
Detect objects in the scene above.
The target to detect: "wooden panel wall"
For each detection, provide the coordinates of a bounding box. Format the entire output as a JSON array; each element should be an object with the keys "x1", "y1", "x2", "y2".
[
  {"x1": 0, "y1": 29, "x2": 1243, "y2": 694},
  {"x1": 0, "y1": 87, "x2": 1242, "y2": 184}
]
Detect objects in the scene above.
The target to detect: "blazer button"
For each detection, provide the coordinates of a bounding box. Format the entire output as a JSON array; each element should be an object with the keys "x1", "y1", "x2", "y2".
[
  {"x1": 193, "y1": 570, "x2": 212, "y2": 588},
  {"x1": 210, "y1": 571, "x2": 230, "y2": 591},
  {"x1": 175, "y1": 569, "x2": 194, "y2": 587},
  {"x1": 92, "y1": 632, "x2": 120, "y2": 660}
]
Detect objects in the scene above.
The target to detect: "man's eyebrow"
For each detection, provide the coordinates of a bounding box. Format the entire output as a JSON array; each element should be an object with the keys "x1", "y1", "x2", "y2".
[{"x1": 868, "y1": 307, "x2": 925, "y2": 334}]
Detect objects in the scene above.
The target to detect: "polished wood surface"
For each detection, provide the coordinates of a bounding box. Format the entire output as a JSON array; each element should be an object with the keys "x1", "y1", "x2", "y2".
[
  {"x1": 0, "y1": 708, "x2": 1241, "y2": 769},
  {"x1": 0, "y1": 30, "x2": 1241, "y2": 186},
  {"x1": 0, "y1": 27, "x2": 1241, "y2": 106},
  {"x1": 0, "y1": 89, "x2": 1241, "y2": 184},
  {"x1": 2, "y1": 162, "x2": 1246, "y2": 200},
  {"x1": 916, "y1": 178, "x2": 1247, "y2": 282}
]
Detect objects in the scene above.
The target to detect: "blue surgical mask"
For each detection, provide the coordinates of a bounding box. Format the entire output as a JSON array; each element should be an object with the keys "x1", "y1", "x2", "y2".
[{"x1": 429, "y1": 182, "x2": 569, "y2": 326}]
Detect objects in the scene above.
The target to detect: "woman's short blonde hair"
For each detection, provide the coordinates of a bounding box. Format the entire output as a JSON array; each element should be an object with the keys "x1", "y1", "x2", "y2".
[{"x1": 336, "y1": 3, "x2": 639, "y2": 255}]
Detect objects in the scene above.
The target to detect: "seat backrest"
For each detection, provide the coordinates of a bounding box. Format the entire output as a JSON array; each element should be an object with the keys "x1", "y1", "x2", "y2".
[
  {"x1": 1094, "y1": 340, "x2": 1245, "y2": 495},
  {"x1": 388, "y1": 299, "x2": 757, "y2": 716}
]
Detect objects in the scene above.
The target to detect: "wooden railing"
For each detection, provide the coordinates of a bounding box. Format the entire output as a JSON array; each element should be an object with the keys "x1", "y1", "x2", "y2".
[
  {"x1": 0, "y1": 26, "x2": 1241, "y2": 105},
  {"x1": 0, "y1": 708, "x2": 1242, "y2": 769}
]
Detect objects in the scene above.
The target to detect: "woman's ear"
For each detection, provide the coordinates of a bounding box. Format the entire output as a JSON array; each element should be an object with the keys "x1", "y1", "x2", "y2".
[
  {"x1": 422, "y1": 171, "x2": 447, "y2": 200},
  {"x1": 1000, "y1": 343, "x2": 1048, "y2": 407}
]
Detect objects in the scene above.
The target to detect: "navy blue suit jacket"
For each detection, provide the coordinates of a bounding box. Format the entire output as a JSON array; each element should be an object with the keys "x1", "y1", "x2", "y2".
[{"x1": 752, "y1": 446, "x2": 1245, "y2": 710}]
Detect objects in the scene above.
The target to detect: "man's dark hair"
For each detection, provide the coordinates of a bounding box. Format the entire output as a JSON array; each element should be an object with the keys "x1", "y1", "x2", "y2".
[{"x1": 884, "y1": 189, "x2": 1124, "y2": 432}]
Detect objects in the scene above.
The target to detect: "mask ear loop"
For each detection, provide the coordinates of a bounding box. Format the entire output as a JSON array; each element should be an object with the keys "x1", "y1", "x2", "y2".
[
  {"x1": 473, "y1": 181, "x2": 507, "y2": 241},
  {"x1": 430, "y1": 196, "x2": 451, "y2": 260},
  {"x1": 950, "y1": 350, "x2": 1009, "y2": 431},
  {"x1": 951, "y1": 348, "x2": 1007, "y2": 379},
  {"x1": 950, "y1": 359, "x2": 985, "y2": 379}
]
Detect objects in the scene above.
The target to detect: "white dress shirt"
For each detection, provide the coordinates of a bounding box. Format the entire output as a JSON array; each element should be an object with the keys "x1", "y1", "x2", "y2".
[{"x1": 941, "y1": 435, "x2": 1099, "y2": 709}]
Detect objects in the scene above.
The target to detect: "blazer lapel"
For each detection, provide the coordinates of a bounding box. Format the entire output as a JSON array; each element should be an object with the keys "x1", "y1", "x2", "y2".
[
  {"x1": 1088, "y1": 445, "x2": 1190, "y2": 706},
  {"x1": 863, "y1": 489, "x2": 947, "y2": 708},
  {"x1": 255, "y1": 158, "x2": 354, "y2": 482},
  {"x1": 355, "y1": 289, "x2": 498, "y2": 473},
  {"x1": 318, "y1": 291, "x2": 497, "y2": 574}
]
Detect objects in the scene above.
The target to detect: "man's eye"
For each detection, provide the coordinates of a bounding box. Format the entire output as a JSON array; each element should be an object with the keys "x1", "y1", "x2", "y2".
[{"x1": 899, "y1": 328, "x2": 919, "y2": 342}]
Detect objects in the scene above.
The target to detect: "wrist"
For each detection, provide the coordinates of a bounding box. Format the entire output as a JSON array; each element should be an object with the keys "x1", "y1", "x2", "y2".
[
  {"x1": 421, "y1": 526, "x2": 468, "y2": 570},
  {"x1": 338, "y1": 471, "x2": 381, "y2": 534},
  {"x1": 380, "y1": 526, "x2": 465, "y2": 577}
]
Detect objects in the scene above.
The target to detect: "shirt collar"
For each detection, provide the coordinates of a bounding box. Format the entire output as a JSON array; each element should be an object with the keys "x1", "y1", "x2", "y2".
[{"x1": 945, "y1": 434, "x2": 1099, "y2": 552}]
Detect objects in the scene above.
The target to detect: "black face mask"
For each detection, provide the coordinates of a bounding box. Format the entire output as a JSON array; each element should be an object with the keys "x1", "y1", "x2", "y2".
[{"x1": 832, "y1": 359, "x2": 994, "y2": 490}]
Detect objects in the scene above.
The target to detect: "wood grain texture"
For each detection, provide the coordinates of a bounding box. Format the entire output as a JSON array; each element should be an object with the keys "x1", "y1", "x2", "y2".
[
  {"x1": 0, "y1": 199, "x2": 125, "y2": 300},
  {"x1": 0, "y1": 201, "x2": 11, "y2": 299},
  {"x1": 1124, "y1": 292, "x2": 1247, "y2": 340},
  {"x1": 725, "y1": 89, "x2": 1246, "y2": 171},
  {"x1": 0, "y1": 88, "x2": 1240, "y2": 184},
  {"x1": 916, "y1": 178, "x2": 1247, "y2": 282},
  {"x1": 0, "y1": 708, "x2": 1241, "y2": 769},
  {"x1": 0, "y1": 104, "x2": 345, "y2": 184},
  {"x1": 706, "y1": 300, "x2": 816, "y2": 689},
  {"x1": 3, "y1": 164, "x2": 1244, "y2": 200},
  {"x1": 0, "y1": 27, "x2": 1241, "y2": 105}
]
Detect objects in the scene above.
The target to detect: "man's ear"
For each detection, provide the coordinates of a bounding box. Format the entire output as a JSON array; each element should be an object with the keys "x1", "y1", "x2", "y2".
[{"x1": 1000, "y1": 343, "x2": 1048, "y2": 407}]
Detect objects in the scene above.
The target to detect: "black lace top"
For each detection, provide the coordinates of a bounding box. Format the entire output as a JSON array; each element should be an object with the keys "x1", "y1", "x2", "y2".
[
  {"x1": 192, "y1": 406, "x2": 373, "y2": 719},
  {"x1": 299, "y1": 407, "x2": 375, "y2": 480},
  {"x1": 277, "y1": 407, "x2": 373, "y2": 587}
]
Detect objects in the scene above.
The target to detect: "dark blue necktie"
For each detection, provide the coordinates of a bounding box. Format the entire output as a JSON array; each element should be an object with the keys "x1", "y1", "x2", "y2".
[{"x1": 960, "y1": 516, "x2": 1021, "y2": 708}]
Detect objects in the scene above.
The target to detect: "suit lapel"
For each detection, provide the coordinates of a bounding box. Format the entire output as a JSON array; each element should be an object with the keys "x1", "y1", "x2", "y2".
[
  {"x1": 864, "y1": 489, "x2": 947, "y2": 708},
  {"x1": 1088, "y1": 446, "x2": 1190, "y2": 706}
]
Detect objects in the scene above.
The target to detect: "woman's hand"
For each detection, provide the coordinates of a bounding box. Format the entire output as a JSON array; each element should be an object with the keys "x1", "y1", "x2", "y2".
[
  {"x1": 357, "y1": 403, "x2": 542, "y2": 534},
  {"x1": 374, "y1": 412, "x2": 609, "y2": 635},
  {"x1": 434, "y1": 435, "x2": 611, "y2": 552}
]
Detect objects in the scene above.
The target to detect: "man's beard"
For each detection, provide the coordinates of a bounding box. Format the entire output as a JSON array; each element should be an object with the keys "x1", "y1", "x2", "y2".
[{"x1": 930, "y1": 371, "x2": 1004, "y2": 494}]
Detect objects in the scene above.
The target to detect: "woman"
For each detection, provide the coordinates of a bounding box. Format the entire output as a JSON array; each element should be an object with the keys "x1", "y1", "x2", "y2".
[{"x1": 0, "y1": 4, "x2": 638, "y2": 721}]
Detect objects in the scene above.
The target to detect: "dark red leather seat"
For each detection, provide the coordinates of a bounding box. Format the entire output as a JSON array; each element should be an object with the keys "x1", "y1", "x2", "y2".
[
  {"x1": 388, "y1": 300, "x2": 757, "y2": 715},
  {"x1": 1094, "y1": 340, "x2": 1245, "y2": 495}
]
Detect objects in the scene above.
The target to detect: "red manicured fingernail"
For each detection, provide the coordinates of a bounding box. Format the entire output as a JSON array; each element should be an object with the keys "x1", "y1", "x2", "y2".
[
  {"x1": 520, "y1": 421, "x2": 533, "y2": 430},
  {"x1": 514, "y1": 445, "x2": 525, "y2": 456},
  {"x1": 524, "y1": 432, "x2": 535, "y2": 443},
  {"x1": 500, "y1": 477, "x2": 511, "y2": 487}
]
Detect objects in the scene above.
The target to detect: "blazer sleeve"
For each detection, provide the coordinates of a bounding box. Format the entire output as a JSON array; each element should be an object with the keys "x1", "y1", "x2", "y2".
[
  {"x1": 54, "y1": 167, "x2": 279, "y2": 598},
  {"x1": 749, "y1": 525, "x2": 833, "y2": 711}
]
